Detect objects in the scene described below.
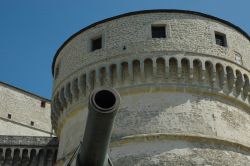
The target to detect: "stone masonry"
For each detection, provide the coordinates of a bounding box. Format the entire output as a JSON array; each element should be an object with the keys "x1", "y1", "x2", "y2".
[
  {"x1": 0, "y1": 135, "x2": 58, "y2": 165},
  {"x1": 0, "y1": 82, "x2": 58, "y2": 165},
  {"x1": 51, "y1": 10, "x2": 250, "y2": 165},
  {"x1": 0, "y1": 82, "x2": 53, "y2": 136}
]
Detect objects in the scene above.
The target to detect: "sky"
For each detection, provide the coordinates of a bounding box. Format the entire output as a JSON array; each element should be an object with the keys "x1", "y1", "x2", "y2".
[{"x1": 0, "y1": 0, "x2": 249, "y2": 99}]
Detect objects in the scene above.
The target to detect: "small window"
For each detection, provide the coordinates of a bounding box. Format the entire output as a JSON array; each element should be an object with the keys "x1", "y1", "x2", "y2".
[
  {"x1": 30, "y1": 121, "x2": 34, "y2": 126},
  {"x1": 151, "y1": 25, "x2": 166, "y2": 38},
  {"x1": 235, "y1": 52, "x2": 243, "y2": 65},
  {"x1": 91, "y1": 36, "x2": 102, "y2": 51},
  {"x1": 215, "y1": 32, "x2": 227, "y2": 47},
  {"x1": 7, "y1": 114, "x2": 11, "y2": 119},
  {"x1": 41, "y1": 101, "x2": 46, "y2": 108}
]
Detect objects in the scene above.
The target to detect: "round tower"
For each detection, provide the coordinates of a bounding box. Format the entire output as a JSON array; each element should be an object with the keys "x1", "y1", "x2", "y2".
[{"x1": 51, "y1": 10, "x2": 250, "y2": 165}]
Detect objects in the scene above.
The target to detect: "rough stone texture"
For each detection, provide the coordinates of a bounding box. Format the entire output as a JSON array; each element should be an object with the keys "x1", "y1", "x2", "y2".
[
  {"x1": 0, "y1": 135, "x2": 58, "y2": 146},
  {"x1": 52, "y1": 12, "x2": 250, "y2": 90},
  {"x1": 111, "y1": 140, "x2": 250, "y2": 166},
  {"x1": 51, "y1": 11, "x2": 250, "y2": 165},
  {"x1": 0, "y1": 83, "x2": 53, "y2": 136}
]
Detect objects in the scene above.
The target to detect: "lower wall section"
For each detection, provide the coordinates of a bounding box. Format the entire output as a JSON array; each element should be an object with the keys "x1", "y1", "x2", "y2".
[
  {"x1": 0, "y1": 118, "x2": 53, "y2": 137},
  {"x1": 110, "y1": 138, "x2": 250, "y2": 166},
  {"x1": 56, "y1": 88, "x2": 250, "y2": 163},
  {"x1": 0, "y1": 136, "x2": 58, "y2": 166}
]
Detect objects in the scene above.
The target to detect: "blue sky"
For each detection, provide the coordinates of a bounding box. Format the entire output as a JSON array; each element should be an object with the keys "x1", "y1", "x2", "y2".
[{"x1": 0, "y1": 0, "x2": 249, "y2": 99}]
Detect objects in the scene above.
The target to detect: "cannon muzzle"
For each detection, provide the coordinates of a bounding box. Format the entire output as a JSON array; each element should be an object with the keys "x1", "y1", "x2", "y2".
[{"x1": 77, "y1": 88, "x2": 120, "y2": 166}]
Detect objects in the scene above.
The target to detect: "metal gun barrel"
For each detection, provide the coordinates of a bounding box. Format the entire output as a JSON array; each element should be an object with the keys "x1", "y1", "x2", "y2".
[{"x1": 77, "y1": 88, "x2": 120, "y2": 166}]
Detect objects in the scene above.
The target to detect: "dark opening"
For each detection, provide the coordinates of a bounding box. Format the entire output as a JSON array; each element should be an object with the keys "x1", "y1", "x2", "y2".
[
  {"x1": 41, "y1": 101, "x2": 46, "y2": 108},
  {"x1": 7, "y1": 114, "x2": 11, "y2": 119},
  {"x1": 31, "y1": 121, "x2": 34, "y2": 126},
  {"x1": 152, "y1": 26, "x2": 166, "y2": 38},
  {"x1": 91, "y1": 37, "x2": 102, "y2": 51},
  {"x1": 94, "y1": 90, "x2": 116, "y2": 110},
  {"x1": 215, "y1": 32, "x2": 227, "y2": 47},
  {"x1": 55, "y1": 66, "x2": 59, "y2": 79}
]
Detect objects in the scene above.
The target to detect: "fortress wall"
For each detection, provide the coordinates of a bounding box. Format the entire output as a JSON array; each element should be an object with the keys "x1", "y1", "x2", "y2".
[
  {"x1": 53, "y1": 12, "x2": 250, "y2": 90},
  {"x1": 51, "y1": 11, "x2": 250, "y2": 164},
  {"x1": 0, "y1": 119, "x2": 52, "y2": 137},
  {"x1": 56, "y1": 91, "x2": 250, "y2": 160},
  {"x1": 0, "y1": 136, "x2": 58, "y2": 165},
  {"x1": 0, "y1": 84, "x2": 53, "y2": 136},
  {"x1": 52, "y1": 53, "x2": 250, "y2": 134},
  {"x1": 110, "y1": 139, "x2": 250, "y2": 165}
]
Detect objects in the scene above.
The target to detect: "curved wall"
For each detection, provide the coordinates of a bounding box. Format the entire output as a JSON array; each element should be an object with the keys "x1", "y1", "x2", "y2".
[
  {"x1": 52, "y1": 12, "x2": 250, "y2": 89},
  {"x1": 51, "y1": 11, "x2": 250, "y2": 165}
]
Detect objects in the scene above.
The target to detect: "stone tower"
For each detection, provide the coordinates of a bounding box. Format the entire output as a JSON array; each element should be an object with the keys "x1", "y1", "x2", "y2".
[{"x1": 51, "y1": 10, "x2": 250, "y2": 165}]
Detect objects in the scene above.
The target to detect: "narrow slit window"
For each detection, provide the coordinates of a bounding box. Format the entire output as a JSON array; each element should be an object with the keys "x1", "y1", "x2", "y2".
[
  {"x1": 7, "y1": 114, "x2": 11, "y2": 119},
  {"x1": 215, "y1": 32, "x2": 227, "y2": 47},
  {"x1": 91, "y1": 37, "x2": 102, "y2": 51},
  {"x1": 31, "y1": 121, "x2": 34, "y2": 126},
  {"x1": 41, "y1": 101, "x2": 46, "y2": 108},
  {"x1": 151, "y1": 25, "x2": 166, "y2": 38}
]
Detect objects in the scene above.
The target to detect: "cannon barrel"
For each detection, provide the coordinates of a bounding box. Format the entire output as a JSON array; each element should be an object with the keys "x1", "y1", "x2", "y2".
[{"x1": 77, "y1": 88, "x2": 120, "y2": 166}]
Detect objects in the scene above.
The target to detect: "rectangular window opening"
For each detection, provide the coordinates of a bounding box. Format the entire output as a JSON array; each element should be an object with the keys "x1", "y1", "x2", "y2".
[
  {"x1": 151, "y1": 25, "x2": 166, "y2": 38},
  {"x1": 31, "y1": 121, "x2": 34, "y2": 126},
  {"x1": 7, "y1": 114, "x2": 11, "y2": 119},
  {"x1": 215, "y1": 32, "x2": 227, "y2": 47},
  {"x1": 41, "y1": 101, "x2": 46, "y2": 108},
  {"x1": 91, "y1": 36, "x2": 102, "y2": 51}
]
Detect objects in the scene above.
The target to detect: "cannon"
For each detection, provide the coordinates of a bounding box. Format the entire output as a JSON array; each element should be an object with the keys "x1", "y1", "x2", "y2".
[{"x1": 76, "y1": 88, "x2": 120, "y2": 166}]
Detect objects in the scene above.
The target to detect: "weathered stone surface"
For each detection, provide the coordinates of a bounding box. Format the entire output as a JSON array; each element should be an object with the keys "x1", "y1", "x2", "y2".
[
  {"x1": 0, "y1": 82, "x2": 53, "y2": 137},
  {"x1": 51, "y1": 10, "x2": 250, "y2": 165},
  {"x1": 0, "y1": 82, "x2": 58, "y2": 165}
]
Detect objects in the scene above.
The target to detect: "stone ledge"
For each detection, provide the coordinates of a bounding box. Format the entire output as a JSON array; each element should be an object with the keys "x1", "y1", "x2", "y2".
[
  {"x1": 0, "y1": 135, "x2": 58, "y2": 146},
  {"x1": 111, "y1": 133, "x2": 250, "y2": 153}
]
